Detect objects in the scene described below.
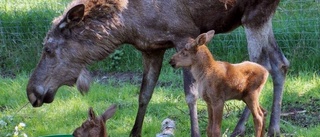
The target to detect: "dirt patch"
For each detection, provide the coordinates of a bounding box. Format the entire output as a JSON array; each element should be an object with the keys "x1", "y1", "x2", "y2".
[
  {"x1": 91, "y1": 71, "x2": 142, "y2": 85},
  {"x1": 281, "y1": 96, "x2": 320, "y2": 128},
  {"x1": 91, "y1": 71, "x2": 177, "y2": 87},
  {"x1": 0, "y1": 71, "x2": 16, "y2": 79}
]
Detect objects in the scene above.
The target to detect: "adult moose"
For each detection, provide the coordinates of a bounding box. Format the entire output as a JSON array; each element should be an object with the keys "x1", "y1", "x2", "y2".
[{"x1": 26, "y1": 0, "x2": 289, "y2": 136}]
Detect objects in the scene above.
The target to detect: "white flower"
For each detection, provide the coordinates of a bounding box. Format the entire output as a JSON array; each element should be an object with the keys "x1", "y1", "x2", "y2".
[
  {"x1": 18, "y1": 122, "x2": 26, "y2": 130},
  {"x1": 13, "y1": 131, "x2": 19, "y2": 137},
  {"x1": 22, "y1": 133, "x2": 28, "y2": 137},
  {"x1": 19, "y1": 123, "x2": 26, "y2": 127}
]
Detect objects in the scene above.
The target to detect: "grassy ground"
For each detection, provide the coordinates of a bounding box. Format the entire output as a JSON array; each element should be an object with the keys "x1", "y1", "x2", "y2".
[{"x1": 0, "y1": 72, "x2": 320, "y2": 137}]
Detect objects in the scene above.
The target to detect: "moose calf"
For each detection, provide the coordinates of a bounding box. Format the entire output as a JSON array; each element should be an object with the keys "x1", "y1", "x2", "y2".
[
  {"x1": 73, "y1": 104, "x2": 117, "y2": 137},
  {"x1": 169, "y1": 30, "x2": 268, "y2": 137},
  {"x1": 156, "y1": 118, "x2": 176, "y2": 137}
]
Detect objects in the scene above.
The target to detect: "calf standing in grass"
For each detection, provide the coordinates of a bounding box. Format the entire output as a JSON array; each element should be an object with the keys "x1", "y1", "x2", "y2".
[
  {"x1": 73, "y1": 104, "x2": 117, "y2": 137},
  {"x1": 170, "y1": 30, "x2": 268, "y2": 137}
]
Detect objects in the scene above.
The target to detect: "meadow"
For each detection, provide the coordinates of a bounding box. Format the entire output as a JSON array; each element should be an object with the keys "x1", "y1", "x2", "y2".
[{"x1": 0, "y1": 0, "x2": 320, "y2": 136}]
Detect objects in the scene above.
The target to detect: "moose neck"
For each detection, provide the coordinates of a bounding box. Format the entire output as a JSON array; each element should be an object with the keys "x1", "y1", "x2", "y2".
[
  {"x1": 71, "y1": 15, "x2": 126, "y2": 64},
  {"x1": 58, "y1": 0, "x2": 129, "y2": 64}
]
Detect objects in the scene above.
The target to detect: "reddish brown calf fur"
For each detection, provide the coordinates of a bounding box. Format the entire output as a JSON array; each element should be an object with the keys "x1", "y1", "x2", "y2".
[
  {"x1": 170, "y1": 30, "x2": 268, "y2": 137},
  {"x1": 73, "y1": 104, "x2": 117, "y2": 137}
]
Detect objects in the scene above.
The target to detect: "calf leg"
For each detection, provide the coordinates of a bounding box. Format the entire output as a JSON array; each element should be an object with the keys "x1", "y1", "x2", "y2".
[
  {"x1": 206, "y1": 103, "x2": 214, "y2": 137},
  {"x1": 249, "y1": 103, "x2": 265, "y2": 137},
  {"x1": 130, "y1": 50, "x2": 165, "y2": 137},
  {"x1": 207, "y1": 100, "x2": 224, "y2": 137},
  {"x1": 244, "y1": 93, "x2": 265, "y2": 137},
  {"x1": 259, "y1": 106, "x2": 267, "y2": 137},
  {"x1": 230, "y1": 107, "x2": 250, "y2": 137}
]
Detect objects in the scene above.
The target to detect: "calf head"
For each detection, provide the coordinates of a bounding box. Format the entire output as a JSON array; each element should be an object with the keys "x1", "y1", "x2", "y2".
[
  {"x1": 169, "y1": 30, "x2": 215, "y2": 68},
  {"x1": 73, "y1": 104, "x2": 117, "y2": 137}
]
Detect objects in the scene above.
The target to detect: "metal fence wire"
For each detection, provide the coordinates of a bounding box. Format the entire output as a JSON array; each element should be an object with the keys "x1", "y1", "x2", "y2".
[{"x1": 0, "y1": 0, "x2": 319, "y2": 74}]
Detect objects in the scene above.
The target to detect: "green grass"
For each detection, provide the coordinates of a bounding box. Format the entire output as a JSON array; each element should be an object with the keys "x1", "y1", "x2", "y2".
[{"x1": 0, "y1": 73, "x2": 320, "y2": 137}]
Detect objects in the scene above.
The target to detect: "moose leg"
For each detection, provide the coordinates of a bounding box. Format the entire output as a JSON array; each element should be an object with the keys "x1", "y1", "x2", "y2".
[
  {"x1": 232, "y1": 18, "x2": 289, "y2": 136},
  {"x1": 266, "y1": 39, "x2": 288, "y2": 137},
  {"x1": 183, "y1": 69, "x2": 201, "y2": 137},
  {"x1": 130, "y1": 50, "x2": 166, "y2": 137}
]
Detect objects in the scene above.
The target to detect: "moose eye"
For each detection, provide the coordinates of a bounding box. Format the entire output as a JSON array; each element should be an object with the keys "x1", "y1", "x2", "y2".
[
  {"x1": 44, "y1": 47, "x2": 54, "y2": 56},
  {"x1": 44, "y1": 47, "x2": 51, "y2": 54}
]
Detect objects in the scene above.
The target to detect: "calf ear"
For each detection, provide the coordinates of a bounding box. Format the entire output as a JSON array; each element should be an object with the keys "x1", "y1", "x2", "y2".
[
  {"x1": 195, "y1": 30, "x2": 215, "y2": 46},
  {"x1": 59, "y1": 4, "x2": 85, "y2": 30},
  {"x1": 206, "y1": 30, "x2": 215, "y2": 42},
  {"x1": 102, "y1": 104, "x2": 117, "y2": 122},
  {"x1": 88, "y1": 107, "x2": 96, "y2": 120}
]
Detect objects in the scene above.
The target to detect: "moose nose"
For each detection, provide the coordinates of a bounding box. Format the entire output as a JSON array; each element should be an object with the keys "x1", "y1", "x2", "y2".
[
  {"x1": 28, "y1": 93, "x2": 43, "y2": 107},
  {"x1": 27, "y1": 85, "x2": 46, "y2": 107}
]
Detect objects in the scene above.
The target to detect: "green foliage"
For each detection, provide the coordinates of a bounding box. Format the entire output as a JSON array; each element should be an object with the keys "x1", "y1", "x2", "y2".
[
  {"x1": 109, "y1": 50, "x2": 125, "y2": 70},
  {"x1": 0, "y1": 0, "x2": 69, "y2": 74}
]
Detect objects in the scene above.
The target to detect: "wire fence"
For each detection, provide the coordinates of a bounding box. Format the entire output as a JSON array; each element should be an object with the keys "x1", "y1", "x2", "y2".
[{"x1": 0, "y1": 0, "x2": 319, "y2": 75}]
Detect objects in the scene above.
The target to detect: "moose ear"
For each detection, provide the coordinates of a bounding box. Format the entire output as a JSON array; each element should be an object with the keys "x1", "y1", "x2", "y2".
[
  {"x1": 59, "y1": 4, "x2": 85, "y2": 29},
  {"x1": 102, "y1": 104, "x2": 117, "y2": 122},
  {"x1": 88, "y1": 107, "x2": 96, "y2": 120},
  {"x1": 195, "y1": 30, "x2": 215, "y2": 46}
]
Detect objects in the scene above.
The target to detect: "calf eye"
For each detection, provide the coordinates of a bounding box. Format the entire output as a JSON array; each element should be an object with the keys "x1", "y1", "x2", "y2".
[{"x1": 182, "y1": 51, "x2": 187, "y2": 56}]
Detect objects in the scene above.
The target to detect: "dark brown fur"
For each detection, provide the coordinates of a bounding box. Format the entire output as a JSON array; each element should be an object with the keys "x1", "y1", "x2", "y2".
[
  {"x1": 170, "y1": 30, "x2": 268, "y2": 137},
  {"x1": 73, "y1": 104, "x2": 117, "y2": 137},
  {"x1": 27, "y1": 0, "x2": 289, "y2": 136}
]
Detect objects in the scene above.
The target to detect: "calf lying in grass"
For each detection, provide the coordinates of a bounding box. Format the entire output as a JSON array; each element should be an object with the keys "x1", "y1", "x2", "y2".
[
  {"x1": 169, "y1": 30, "x2": 268, "y2": 137},
  {"x1": 73, "y1": 104, "x2": 117, "y2": 137}
]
